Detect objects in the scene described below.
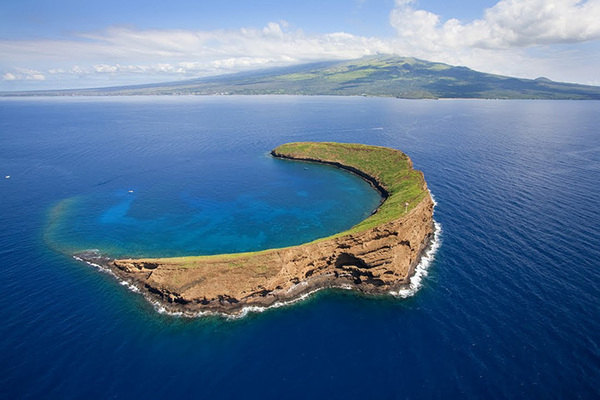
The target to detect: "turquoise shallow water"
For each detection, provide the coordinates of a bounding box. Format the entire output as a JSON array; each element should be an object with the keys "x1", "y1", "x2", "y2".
[
  {"x1": 45, "y1": 150, "x2": 380, "y2": 258},
  {"x1": 0, "y1": 96, "x2": 599, "y2": 399}
]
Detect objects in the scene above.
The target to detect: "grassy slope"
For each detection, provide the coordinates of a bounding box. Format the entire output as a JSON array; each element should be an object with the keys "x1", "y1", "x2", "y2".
[
  {"x1": 8, "y1": 56, "x2": 600, "y2": 99},
  {"x1": 270, "y1": 56, "x2": 600, "y2": 99},
  {"x1": 122, "y1": 142, "x2": 428, "y2": 264}
]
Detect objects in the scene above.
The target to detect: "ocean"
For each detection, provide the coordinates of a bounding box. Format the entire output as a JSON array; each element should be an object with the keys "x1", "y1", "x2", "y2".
[{"x1": 0, "y1": 96, "x2": 598, "y2": 399}]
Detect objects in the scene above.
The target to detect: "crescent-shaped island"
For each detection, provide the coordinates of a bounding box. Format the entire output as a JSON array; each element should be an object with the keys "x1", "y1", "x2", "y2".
[{"x1": 76, "y1": 142, "x2": 435, "y2": 316}]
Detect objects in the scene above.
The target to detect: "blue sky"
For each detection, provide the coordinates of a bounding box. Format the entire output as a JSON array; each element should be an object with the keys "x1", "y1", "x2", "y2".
[{"x1": 1, "y1": 0, "x2": 599, "y2": 90}]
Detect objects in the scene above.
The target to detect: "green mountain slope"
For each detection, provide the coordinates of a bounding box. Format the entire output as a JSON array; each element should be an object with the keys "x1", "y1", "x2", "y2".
[{"x1": 5, "y1": 56, "x2": 600, "y2": 99}]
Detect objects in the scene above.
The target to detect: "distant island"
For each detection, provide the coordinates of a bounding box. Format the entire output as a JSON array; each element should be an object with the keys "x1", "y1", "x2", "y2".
[
  {"x1": 3, "y1": 56, "x2": 600, "y2": 100},
  {"x1": 76, "y1": 142, "x2": 435, "y2": 316}
]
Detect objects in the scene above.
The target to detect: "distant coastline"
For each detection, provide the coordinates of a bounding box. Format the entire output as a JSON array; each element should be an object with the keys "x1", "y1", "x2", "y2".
[
  {"x1": 3, "y1": 56, "x2": 600, "y2": 99},
  {"x1": 75, "y1": 142, "x2": 435, "y2": 316}
]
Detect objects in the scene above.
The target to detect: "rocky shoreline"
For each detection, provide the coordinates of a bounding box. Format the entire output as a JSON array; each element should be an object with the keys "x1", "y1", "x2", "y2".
[{"x1": 75, "y1": 143, "x2": 435, "y2": 316}]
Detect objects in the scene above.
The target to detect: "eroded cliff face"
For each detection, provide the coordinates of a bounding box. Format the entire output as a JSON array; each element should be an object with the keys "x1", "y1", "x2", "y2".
[{"x1": 109, "y1": 193, "x2": 434, "y2": 315}]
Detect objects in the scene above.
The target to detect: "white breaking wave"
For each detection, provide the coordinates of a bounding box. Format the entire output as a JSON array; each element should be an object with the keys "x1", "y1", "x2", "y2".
[
  {"x1": 149, "y1": 285, "x2": 356, "y2": 320},
  {"x1": 390, "y1": 220, "x2": 442, "y2": 298},
  {"x1": 390, "y1": 191, "x2": 442, "y2": 298},
  {"x1": 74, "y1": 252, "x2": 140, "y2": 293}
]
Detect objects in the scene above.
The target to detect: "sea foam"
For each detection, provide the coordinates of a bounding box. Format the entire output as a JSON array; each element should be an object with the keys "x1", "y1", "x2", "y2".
[
  {"x1": 390, "y1": 220, "x2": 442, "y2": 298},
  {"x1": 390, "y1": 192, "x2": 442, "y2": 298}
]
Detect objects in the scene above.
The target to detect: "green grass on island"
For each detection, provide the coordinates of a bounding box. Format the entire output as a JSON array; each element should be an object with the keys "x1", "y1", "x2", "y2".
[
  {"x1": 273, "y1": 142, "x2": 428, "y2": 237},
  {"x1": 13, "y1": 55, "x2": 600, "y2": 99},
  {"x1": 118, "y1": 142, "x2": 429, "y2": 265}
]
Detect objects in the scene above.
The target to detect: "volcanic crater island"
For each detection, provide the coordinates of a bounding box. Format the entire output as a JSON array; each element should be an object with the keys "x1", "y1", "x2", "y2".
[{"x1": 76, "y1": 142, "x2": 435, "y2": 315}]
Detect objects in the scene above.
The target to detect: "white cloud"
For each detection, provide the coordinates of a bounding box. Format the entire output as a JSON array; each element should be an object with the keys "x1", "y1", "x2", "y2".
[
  {"x1": 1, "y1": 2, "x2": 600, "y2": 89},
  {"x1": 1, "y1": 68, "x2": 45, "y2": 81},
  {"x1": 0, "y1": 22, "x2": 391, "y2": 85},
  {"x1": 262, "y1": 22, "x2": 285, "y2": 38},
  {"x1": 0, "y1": 22, "x2": 386, "y2": 66},
  {"x1": 390, "y1": 0, "x2": 600, "y2": 50},
  {"x1": 94, "y1": 64, "x2": 118, "y2": 73},
  {"x1": 387, "y1": 0, "x2": 600, "y2": 83},
  {"x1": 2, "y1": 72, "x2": 17, "y2": 81}
]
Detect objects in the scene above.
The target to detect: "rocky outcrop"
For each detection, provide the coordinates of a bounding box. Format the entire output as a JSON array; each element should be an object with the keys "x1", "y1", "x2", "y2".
[{"x1": 76, "y1": 143, "x2": 435, "y2": 316}]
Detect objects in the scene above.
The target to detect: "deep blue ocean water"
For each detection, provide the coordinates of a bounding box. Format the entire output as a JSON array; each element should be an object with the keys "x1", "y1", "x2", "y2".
[{"x1": 0, "y1": 96, "x2": 599, "y2": 399}]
